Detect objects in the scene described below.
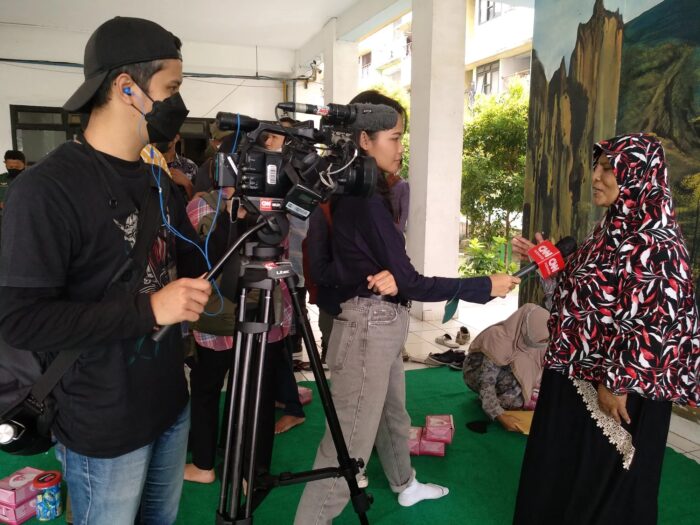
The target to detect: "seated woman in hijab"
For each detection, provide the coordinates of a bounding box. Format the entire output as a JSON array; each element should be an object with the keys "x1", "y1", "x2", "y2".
[
  {"x1": 511, "y1": 134, "x2": 700, "y2": 525},
  {"x1": 463, "y1": 303, "x2": 549, "y2": 432}
]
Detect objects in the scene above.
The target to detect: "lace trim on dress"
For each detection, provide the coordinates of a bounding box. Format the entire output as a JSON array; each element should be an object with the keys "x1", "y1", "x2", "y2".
[{"x1": 572, "y1": 378, "x2": 636, "y2": 470}]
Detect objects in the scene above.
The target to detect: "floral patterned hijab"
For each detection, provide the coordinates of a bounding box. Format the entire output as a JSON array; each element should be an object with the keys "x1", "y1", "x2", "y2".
[{"x1": 545, "y1": 133, "x2": 700, "y2": 406}]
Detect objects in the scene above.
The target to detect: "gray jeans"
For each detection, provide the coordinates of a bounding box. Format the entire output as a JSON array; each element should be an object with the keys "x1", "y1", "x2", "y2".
[{"x1": 295, "y1": 297, "x2": 414, "y2": 525}]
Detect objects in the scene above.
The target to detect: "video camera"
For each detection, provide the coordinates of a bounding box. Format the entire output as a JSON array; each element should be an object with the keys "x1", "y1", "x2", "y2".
[{"x1": 213, "y1": 102, "x2": 398, "y2": 220}]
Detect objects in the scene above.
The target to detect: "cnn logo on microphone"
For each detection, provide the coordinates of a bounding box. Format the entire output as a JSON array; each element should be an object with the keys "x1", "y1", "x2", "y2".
[{"x1": 527, "y1": 240, "x2": 565, "y2": 278}]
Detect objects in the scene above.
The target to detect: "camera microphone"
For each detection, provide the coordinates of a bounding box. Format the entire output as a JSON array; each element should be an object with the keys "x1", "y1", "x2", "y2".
[
  {"x1": 277, "y1": 102, "x2": 398, "y2": 132},
  {"x1": 514, "y1": 236, "x2": 577, "y2": 279}
]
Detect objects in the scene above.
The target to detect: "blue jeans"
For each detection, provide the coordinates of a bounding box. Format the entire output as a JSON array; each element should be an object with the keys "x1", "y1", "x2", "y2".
[{"x1": 55, "y1": 402, "x2": 190, "y2": 525}]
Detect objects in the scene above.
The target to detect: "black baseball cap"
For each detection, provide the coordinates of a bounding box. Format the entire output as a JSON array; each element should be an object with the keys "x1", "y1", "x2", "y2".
[{"x1": 63, "y1": 17, "x2": 182, "y2": 113}]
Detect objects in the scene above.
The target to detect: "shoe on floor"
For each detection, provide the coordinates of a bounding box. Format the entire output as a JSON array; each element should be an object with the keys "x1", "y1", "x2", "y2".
[
  {"x1": 426, "y1": 349, "x2": 464, "y2": 366},
  {"x1": 434, "y1": 334, "x2": 460, "y2": 349},
  {"x1": 451, "y1": 350, "x2": 466, "y2": 367},
  {"x1": 448, "y1": 360, "x2": 464, "y2": 371},
  {"x1": 455, "y1": 326, "x2": 471, "y2": 346}
]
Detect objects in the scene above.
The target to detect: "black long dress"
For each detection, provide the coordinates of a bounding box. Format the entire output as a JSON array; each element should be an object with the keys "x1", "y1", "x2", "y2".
[{"x1": 513, "y1": 369, "x2": 672, "y2": 525}]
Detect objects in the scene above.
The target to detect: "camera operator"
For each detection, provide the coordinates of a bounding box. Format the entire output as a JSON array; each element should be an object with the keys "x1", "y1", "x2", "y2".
[
  {"x1": 252, "y1": 119, "x2": 310, "y2": 434},
  {"x1": 0, "y1": 17, "x2": 236, "y2": 523},
  {"x1": 295, "y1": 91, "x2": 519, "y2": 523}
]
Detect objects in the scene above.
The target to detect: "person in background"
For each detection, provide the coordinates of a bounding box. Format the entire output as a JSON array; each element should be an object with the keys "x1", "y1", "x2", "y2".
[
  {"x1": 0, "y1": 150, "x2": 26, "y2": 194},
  {"x1": 462, "y1": 303, "x2": 549, "y2": 432},
  {"x1": 193, "y1": 122, "x2": 233, "y2": 194},
  {"x1": 511, "y1": 134, "x2": 700, "y2": 525},
  {"x1": 0, "y1": 150, "x2": 26, "y2": 244},
  {"x1": 257, "y1": 118, "x2": 309, "y2": 434},
  {"x1": 155, "y1": 133, "x2": 197, "y2": 200}
]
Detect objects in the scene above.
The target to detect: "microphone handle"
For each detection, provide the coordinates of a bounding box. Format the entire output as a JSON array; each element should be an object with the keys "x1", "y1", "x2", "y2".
[{"x1": 512, "y1": 262, "x2": 537, "y2": 279}]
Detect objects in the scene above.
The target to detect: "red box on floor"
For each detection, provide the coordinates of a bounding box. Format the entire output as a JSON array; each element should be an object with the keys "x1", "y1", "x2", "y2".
[
  {"x1": 408, "y1": 427, "x2": 423, "y2": 456},
  {"x1": 0, "y1": 467, "x2": 43, "y2": 507},
  {"x1": 298, "y1": 386, "x2": 313, "y2": 406},
  {"x1": 418, "y1": 438, "x2": 445, "y2": 457},
  {"x1": 0, "y1": 497, "x2": 37, "y2": 525},
  {"x1": 424, "y1": 415, "x2": 454, "y2": 444}
]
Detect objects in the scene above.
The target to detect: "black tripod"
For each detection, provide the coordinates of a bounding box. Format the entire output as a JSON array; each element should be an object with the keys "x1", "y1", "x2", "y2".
[
  {"x1": 152, "y1": 214, "x2": 372, "y2": 523},
  {"x1": 214, "y1": 228, "x2": 372, "y2": 524}
]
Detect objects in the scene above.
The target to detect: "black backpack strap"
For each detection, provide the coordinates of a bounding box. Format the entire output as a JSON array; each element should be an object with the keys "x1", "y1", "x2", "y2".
[{"x1": 28, "y1": 162, "x2": 170, "y2": 407}]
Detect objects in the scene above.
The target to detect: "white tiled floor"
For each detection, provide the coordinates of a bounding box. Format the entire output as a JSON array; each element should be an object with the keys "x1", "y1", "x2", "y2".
[{"x1": 299, "y1": 289, "x2": 700, "y2": 465}]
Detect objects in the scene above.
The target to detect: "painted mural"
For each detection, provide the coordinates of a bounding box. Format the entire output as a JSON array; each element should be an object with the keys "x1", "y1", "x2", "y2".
[
  {"x1": 521, "y1": 0, "x2": 700, "y2": 422},
  {"x1": 521, "y1": 0, "x2": 700, "y2": 301}
]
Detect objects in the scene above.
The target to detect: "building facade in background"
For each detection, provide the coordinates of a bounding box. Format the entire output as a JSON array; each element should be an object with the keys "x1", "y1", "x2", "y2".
[{"x1": 356, "y1": 1, "x2": 535, "y2": 102}]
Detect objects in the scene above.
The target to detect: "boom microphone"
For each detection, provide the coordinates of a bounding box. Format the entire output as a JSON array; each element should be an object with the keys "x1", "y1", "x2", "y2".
[
  {"x1": 513, "y1": 236, "x2": 577, "y2": 279},
  {"x1": 277, "y1": 102, "x2": 398, "y2": 131}
]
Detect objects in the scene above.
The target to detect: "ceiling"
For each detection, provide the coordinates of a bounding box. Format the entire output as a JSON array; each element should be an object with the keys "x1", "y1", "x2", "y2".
[{"x1": 0, "y1": 0, "x2": 359, "y2": 50}]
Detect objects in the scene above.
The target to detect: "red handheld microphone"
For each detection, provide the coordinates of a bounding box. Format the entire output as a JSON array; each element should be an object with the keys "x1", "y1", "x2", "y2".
[{"x1": 513, "y1": 237, "x2": 577, "y2": 279}]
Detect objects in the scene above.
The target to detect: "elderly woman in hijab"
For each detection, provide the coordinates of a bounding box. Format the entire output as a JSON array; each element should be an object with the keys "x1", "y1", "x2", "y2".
[
  {"x1": 463, "y1": 303, "x2": 549, "y2": 432},
  {"x1": 511, "y1": 134, "x2": 700, "y2": 525}
]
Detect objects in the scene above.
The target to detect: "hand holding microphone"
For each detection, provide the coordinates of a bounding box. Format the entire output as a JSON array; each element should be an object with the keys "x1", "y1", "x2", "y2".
[
  {"x1": 489, "y1": 274, "x2": 521, "y2": 298},
  {"x1": 511, "y1": 235, "x2": 577, "y2": 279}
]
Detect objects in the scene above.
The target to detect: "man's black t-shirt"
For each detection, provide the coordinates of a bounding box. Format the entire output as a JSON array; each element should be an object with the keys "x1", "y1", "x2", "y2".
[{"x1": 0, "y1": 141, "x2": 217, "y2": 458}]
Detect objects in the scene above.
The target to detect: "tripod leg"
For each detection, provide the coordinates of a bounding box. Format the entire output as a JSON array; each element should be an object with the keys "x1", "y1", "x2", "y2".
[
  {"x1": 217, "y1": 279, "x2": 277, "y2": 525},
  {"x1": 218, "y1": 288, "x2": 249, "y2": 518},
  {"x1": 285, "y1": 280, "x2": 371, "y2": 524},
  {"x1": 242, "y1": 288, "x2": 273, "y2": 518}
]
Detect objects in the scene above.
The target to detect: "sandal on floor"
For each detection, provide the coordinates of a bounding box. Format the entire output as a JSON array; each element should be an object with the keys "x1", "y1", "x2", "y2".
[
  {"x1": 455, "y1": 326, "x2": 471, "y2": 346},
  {"x1": 435, "y1": 334, "x2": 459, "y2": 348}
]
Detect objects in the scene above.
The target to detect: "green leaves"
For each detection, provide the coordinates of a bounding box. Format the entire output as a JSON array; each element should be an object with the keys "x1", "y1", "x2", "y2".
[
  {"x1": 459, "y1": 236, "x2": 520, "y2": 277},
  {"x1": 461, "y1": 81, "x2": 529, "y2": 239}
]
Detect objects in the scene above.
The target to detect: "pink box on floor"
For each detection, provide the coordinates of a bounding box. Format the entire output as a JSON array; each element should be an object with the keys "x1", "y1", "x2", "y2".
[
  {"x1": 424, "y1": 415, "x2": 455, "y2": 444},
  {"x1": 0, "y1": 467, "x2": 43, "y2": 507},
  {"x1": 418, "y1": 438, "x2": 445, "y2": 457},
  {"x1": 0, "y1": 497, "x2": 37, "y2": 525},
  {"x1": 298, "y1": 386, "x2": 313, "y2": 406},
  {"x1": 408, "y1": 427, "x2": 423, "y2": 456}
]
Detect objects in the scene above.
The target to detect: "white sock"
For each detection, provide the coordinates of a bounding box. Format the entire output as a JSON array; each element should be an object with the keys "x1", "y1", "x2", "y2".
[{"x1": 397, "y1": 478, "x2": 449, "y2": 507}]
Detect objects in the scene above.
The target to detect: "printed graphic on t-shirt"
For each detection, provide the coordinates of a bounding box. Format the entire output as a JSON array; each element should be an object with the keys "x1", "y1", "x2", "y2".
[{"x1": 114, "y1": 208, "x2": 174, "y2": 363}]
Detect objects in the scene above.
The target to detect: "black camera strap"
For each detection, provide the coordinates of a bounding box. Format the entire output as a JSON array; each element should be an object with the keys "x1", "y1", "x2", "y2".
[{"x1": 26, "y1": 145, "x2": 169, "y2": 410}]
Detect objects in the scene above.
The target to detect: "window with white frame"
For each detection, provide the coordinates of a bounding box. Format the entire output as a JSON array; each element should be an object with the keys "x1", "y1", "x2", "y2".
[
  {"x1": 476, "y1": 61, "x2": 500, "y2": 95},
  {"x1": 478, "y1": 1, "x2": 502, "y2": 24}
]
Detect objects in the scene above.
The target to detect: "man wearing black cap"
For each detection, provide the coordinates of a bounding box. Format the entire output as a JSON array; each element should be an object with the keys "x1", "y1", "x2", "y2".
[{"x1": 0, "y1": 17, "x2": 231, "y2": 523}]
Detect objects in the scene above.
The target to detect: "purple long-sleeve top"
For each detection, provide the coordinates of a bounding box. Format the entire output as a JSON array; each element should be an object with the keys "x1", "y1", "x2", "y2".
[{"x1": 390, "y1": 179, "x2": 410, "y2": 232}]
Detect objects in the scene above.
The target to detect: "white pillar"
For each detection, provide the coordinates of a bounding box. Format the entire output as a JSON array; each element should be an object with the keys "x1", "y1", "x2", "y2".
[
  {"x1": 407, "y1": 0, "x2": 467, "y2": 321},
  {"x1": 322, "y1": 19, "x2": 359, "y2": 105}
]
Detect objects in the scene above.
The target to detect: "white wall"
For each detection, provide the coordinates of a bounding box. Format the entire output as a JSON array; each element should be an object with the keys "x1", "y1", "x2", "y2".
[
  {"x1": 0, "y1": 23, "x2": 301, "y2": 155},
  {"x1": 465, "y1": 0, "x2": 534, "y2": 67}
]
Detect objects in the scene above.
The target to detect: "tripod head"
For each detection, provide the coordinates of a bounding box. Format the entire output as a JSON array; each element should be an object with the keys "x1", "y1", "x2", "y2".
[{"x1": 241, "y1": 206, "x2": 289, "y2": 248}]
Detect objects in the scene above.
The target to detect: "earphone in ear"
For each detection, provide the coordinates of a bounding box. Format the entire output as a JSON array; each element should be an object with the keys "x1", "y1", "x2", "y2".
[{"x1": 123, "y1": 86, "x2": 132, "y2": 96}]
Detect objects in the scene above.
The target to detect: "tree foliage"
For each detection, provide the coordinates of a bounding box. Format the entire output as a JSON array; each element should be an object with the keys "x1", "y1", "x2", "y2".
[{"x1": 461, "y1": 81, "x2": 529, "y2": 241}]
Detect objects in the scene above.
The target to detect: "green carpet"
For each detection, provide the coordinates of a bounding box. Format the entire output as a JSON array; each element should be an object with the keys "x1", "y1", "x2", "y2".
[{"x1": 2, "y1": 368, "x2": 699, "y2": 524}]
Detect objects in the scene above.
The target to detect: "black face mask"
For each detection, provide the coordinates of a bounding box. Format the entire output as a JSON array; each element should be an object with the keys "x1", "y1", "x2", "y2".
[
  {"x1": 7, "y1": 168, "x2": 23, "y2": 179},
  {"x1": 134, "y1": 89, "x2": 189, "y2": 144}
]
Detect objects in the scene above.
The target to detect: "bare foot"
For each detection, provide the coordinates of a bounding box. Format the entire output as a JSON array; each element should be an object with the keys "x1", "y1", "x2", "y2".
[
  {"x1": 184, "y1": 463, "x2": 216, "y2": 484},
  {"x1": 275, "y1": 415, "x2": 305, "y2": 434}
]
